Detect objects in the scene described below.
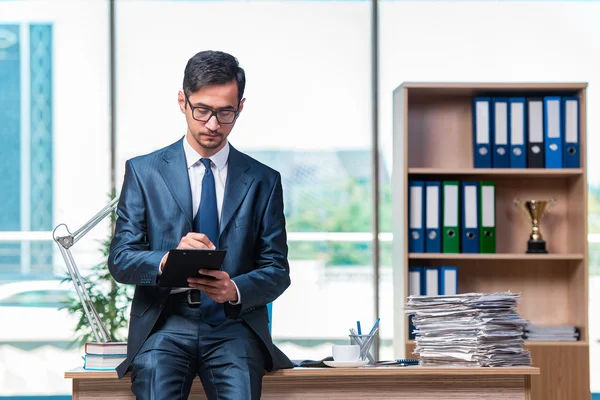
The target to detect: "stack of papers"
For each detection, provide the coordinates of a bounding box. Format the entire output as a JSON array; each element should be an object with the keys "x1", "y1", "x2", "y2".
[
  {"x1": 523, "y1": 323, "x2": 579, "y2": 341},
  {"x1": 405, "y1": 292, "x2": 532, "y2": 367}
]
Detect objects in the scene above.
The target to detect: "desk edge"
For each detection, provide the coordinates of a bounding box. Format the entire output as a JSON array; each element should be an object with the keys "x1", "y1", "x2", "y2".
[{"x1": 65, "y1": 366, "x2": 540, "y2": 380}]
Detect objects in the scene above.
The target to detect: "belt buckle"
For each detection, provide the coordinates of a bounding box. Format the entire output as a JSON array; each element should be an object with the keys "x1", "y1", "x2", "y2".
[{"x1": 187, "y1": 290, "x2": 201, "y2": 306}]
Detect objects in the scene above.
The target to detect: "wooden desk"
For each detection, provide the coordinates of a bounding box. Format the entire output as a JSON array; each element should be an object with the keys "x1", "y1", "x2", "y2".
[{"x1": 66, "y1": 366, "x2": 539, "y2": 399}]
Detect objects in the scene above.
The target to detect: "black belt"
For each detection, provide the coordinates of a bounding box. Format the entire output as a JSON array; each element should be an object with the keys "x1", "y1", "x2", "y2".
[{"x1": 171, "y1": 289, "x2": 201, "y2": 308}]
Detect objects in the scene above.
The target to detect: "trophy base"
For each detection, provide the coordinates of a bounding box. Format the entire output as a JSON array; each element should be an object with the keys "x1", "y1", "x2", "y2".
[{"x1": 527, "y1": 240, "x2": 548, "y2": 254}]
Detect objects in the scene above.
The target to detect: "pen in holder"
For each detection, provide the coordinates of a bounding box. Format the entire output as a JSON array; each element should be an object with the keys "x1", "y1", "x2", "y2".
[{"x1": 349, "y1": 327, "x2": 379, "y2": 364}]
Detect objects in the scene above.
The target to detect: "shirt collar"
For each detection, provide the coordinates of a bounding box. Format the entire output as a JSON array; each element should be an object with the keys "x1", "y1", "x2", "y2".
[{"x1": 183, "y1": 135, "x2": 230, "y2": 171}]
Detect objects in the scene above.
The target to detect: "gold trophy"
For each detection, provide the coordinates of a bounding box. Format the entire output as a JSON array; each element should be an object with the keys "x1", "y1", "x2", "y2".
[{"x1": 513, "y1": 198, "x2": 556, "y2": 253}]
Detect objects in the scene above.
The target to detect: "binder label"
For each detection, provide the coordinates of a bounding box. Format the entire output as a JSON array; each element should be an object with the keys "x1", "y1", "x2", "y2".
[
  {"x1": 476, "y1": 101, "x2": 490, "y2": 144},
  {"x1": 510, "y1": 102, "x2": 524, "y2": 145},
  {"x1": 566, "y1": 100, "x2": 578, "y2": 143},
  {"x1": 426, "y1": 186, "x2": 439, "y2": 229},
  {"x1": 444, "y1": 185, "x2": 458, "y2": 226},
  {"x1": 464, "y1": 186, "x2": 477, "y2": 229},
  {"x1": 547, "y1": 99, "x2": 560, "y2": 138},
  {"x1": 529, "y1": 101, "x2": 543, "y2": 142},
  {"x1": 494, "y1": 102, "x2": 508, "y2": 145},
  {"x1": 410, "y1": 186, "x2": 423, "y2": 229},
  {"x1": 481, "y1": 186, "x2": 495, "y2": 227}
]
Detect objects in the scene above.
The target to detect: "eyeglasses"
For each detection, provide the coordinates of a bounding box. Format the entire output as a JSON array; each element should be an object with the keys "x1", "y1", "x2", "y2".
[{"x1": 185, "y1": 95, "x2": 238, "y2": 124}]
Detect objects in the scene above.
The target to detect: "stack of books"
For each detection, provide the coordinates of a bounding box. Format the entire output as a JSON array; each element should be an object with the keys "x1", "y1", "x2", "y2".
[
  {"x1": 523, "y1": 323, "x2": 579, "y2": 342},
  {"x1": 83, "y1": 342, "x2": 127, "y2": 370},
  {"x1": 405, "y1": 292, "x2": 532, "y2": 367}
]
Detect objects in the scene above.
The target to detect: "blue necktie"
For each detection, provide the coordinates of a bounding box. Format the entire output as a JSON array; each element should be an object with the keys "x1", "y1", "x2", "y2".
[{"x1": 194, "y1": 158, "x2": 225, "y2": 325}]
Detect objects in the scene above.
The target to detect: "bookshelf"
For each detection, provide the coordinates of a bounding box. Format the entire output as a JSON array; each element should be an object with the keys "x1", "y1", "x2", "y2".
[{"x1": 392, "y1": 82, "x2": 589, "y2": 400}]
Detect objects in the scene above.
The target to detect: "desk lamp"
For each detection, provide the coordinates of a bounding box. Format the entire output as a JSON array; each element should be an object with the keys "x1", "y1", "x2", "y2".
[{"x1": 52, "y1": 197, "x2": 119, "y2": 343}]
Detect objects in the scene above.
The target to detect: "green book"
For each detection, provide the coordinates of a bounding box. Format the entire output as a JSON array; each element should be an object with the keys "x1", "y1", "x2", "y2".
[
  {"x1": 479, "y1": 181, "x2": 496, "y2": 253},
  {"x1": 442, "y1": 181, "x2": 460, "y2": 253}
]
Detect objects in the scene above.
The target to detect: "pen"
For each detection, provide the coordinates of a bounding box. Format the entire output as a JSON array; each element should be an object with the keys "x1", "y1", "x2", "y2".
[
  {"x1": 357, "y1": 321, "x2": 362, "y2": 335},
  {"x1": 368, "y1": 318, "x2": 380, "y2": 336}
]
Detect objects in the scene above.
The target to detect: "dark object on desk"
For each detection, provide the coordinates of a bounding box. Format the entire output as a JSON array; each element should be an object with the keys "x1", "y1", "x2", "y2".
[
  {"x1": 376, "y1": 359, "x2": 419, "y2": 366},
  {"x1": 292, "y1": 356, "x2": 334, "y2": 368},
  {"x1": 158, "y1": 249, "x2": 226, "y2": 287}
]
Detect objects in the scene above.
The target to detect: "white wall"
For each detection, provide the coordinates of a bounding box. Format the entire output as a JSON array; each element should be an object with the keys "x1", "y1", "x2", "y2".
[{"x1": 379, "y1": 1, "x2": 600, "y2": 184}]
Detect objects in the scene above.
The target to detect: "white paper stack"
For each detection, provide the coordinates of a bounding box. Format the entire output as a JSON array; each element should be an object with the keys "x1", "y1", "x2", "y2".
[
  {"x1": 523, "y1": 323, "x2": 579, "y2": 341},
  {"x1": 405, "y1": 292, "x2": 532, "y2": 367}
]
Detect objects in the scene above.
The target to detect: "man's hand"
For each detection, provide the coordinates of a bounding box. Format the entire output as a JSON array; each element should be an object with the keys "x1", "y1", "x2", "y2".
[
  {"x1": 187, "y1": 269, "x2": 238, "y2": 303},
  {"x1": 160, "y1": 232, "x2": 215, "y2": 271}
]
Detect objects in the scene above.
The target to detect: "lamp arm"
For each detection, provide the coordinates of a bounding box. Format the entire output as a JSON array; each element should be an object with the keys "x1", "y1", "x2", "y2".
[
  {"x1": 55, "y1": 197, "x2": 119, "y2": 250},
  {"x1": 52, "y1": 197, "x2": 120, "y2": 343}
]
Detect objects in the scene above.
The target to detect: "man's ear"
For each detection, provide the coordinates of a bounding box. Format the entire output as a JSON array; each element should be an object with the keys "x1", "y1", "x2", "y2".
[
  {"x1": 178, "y1": 91, "x2": 186, "y2": 113},
  {"x1": 237, "y1": 98, "x2": 246, "y2": 114}
]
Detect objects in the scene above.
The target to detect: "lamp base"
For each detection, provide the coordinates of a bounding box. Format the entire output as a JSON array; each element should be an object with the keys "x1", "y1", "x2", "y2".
[{"x1": 527, "y1": 239, "x2": 548, "y2": 253}]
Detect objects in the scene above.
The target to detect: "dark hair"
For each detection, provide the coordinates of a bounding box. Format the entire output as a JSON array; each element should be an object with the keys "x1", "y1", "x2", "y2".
[{"x1": 182, "y1": 50, "x2": 246, "y2": 103}]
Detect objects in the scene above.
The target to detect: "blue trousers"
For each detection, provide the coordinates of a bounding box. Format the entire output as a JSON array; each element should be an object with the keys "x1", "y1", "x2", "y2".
[{"x1": 130, "y1": 293, "x2": 265, "y2": 400}]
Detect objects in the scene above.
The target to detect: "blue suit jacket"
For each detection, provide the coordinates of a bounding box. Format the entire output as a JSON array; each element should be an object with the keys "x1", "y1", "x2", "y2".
[{"x1": 108, "y1": 138, "x2": 294, "y2": 378}]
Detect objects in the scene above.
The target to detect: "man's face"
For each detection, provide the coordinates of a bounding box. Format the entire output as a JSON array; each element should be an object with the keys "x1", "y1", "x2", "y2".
[{"x1": 178, "y1": 79, "x2": 244, "y2": 156}]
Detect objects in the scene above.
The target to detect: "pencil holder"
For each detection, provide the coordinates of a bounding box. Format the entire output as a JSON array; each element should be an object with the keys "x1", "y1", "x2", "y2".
[{"x1": 348, "y1": 331, "x2": 379, "y2": 364}]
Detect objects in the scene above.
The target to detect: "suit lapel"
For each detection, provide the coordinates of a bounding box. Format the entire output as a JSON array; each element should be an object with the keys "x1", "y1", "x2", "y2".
[
  {"x1": 221, "y1": 145, "x2": 254, "y2": 235},
  {"x1": 159, "y1": 139, "x2": 193, "y2": 227}
]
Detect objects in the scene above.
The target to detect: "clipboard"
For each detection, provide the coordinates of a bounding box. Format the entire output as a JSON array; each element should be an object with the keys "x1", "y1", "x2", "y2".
[{"x1": 158, "y1": 249, "x2": 227, "y2": 288}]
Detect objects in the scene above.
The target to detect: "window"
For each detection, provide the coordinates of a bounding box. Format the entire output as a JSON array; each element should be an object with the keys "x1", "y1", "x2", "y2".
[
  {"x1": 114, "y1": 0, "x2": 374, "y2": 360},
  {"x1": 0, "y1": 0, "x2": 111, "y2": 396},
  {"x1": 0, "y1": 290, "x2": 70, "y2": 308}
]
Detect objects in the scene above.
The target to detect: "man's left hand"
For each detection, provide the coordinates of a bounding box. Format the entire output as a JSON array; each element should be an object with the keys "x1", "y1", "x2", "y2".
[{"x1": 187, "y1": 270, "x2": 238, "y2": 303}]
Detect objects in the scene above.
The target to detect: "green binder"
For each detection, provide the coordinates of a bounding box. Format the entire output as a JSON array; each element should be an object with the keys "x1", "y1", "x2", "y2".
[
  {"x1": 442, "y1": 181, "x2": 460, "y2": 253},
  {"x1": 479, "y1": 181, "x2": 496, "y2": 253}
]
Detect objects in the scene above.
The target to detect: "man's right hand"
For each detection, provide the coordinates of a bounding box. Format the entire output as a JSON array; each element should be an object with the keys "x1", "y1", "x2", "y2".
[{"x1": 160, "y1": 232, "x2": 216, "y2": 271}]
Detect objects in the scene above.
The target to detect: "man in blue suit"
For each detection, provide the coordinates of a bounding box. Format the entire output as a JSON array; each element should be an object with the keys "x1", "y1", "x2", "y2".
[{"x1": 108, "y1": 50, "x2": 293, "y2": 400}]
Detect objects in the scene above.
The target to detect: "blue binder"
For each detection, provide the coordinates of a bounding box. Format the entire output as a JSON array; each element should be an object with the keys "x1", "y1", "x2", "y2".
[
  {"x1": 423, "y1": 267, "x2": 440, "y2": 296},
  {"x1": 461, "y1": 181, "x2": 480, "y2": 253},
  {"x1": 491, "y1": 97, "x2": 509, "y2": 168},
  {"x1": 527, "y1": 97, "x2": 545, "y2": 168},
  {"x1": 561, "y1": 96, "x2": 580, "y2": 168},
  {"x1": 408, "y1": 266, "x2": 425, "y2": 296},
  {"x1": 408, "y1": 181, "x2": 425, "y2": 253},
  {"x1": 425, "y1": 181, "x2": 441, "y2": 253},
  {"x1": 407, "y1": 266, "x2": 424, "y2": 340},
  {"x1": 439, "y1": 266, "x2": 458, "y2": 295},
  {"x1": 544, "y1": 96, "x2": 563, "y2": 169},
  {"x1": 509, "y1": 97, "x2": 527, "y2": 168},
  {"x1": 473, "y1": 97, "x2": 492, "y2": 168}
]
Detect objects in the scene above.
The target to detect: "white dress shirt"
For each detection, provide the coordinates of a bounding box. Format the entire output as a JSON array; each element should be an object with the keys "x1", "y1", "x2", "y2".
[{"x1": 159, "y1": 136, "x2": 241, "y2": 305}]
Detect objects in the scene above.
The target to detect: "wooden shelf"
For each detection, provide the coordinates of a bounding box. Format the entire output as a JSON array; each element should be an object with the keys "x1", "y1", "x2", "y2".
[
  {"x1": 401, "y1": 82, "x2": 587, "y2": 95},
  {"x1": 407, "y1": 340, "x2": 587, "y2": 347},
  {"x1": 408, "y1": 253, "x2": 584, "y2": 261},
  {"x1": 408, "y1": 168, "x2": 583, "y2": 178},
  {"x1": 393, "y1": 82, "x2": 590, "y2": 400},
  {"x1": 525, "y1": 341, "x2": 588, "y2": 347}
]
